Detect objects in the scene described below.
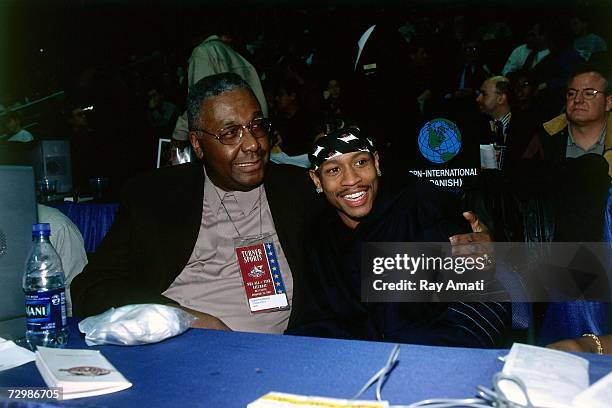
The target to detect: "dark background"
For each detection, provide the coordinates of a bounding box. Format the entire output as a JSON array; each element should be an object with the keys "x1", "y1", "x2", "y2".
[{"x1": 2, "y1": 0, "x2": 611, "y2": 107}]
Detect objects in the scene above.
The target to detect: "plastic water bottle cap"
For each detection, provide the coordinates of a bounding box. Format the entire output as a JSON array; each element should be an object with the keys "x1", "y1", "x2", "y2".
[{"x1": 32, "y1": 223, "x2": 51, "y2": 234}]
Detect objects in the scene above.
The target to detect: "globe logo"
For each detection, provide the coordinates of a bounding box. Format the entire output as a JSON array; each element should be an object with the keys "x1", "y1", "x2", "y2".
[{"x1": 417, "y1": 118, "x2": 462, "y2": 164}]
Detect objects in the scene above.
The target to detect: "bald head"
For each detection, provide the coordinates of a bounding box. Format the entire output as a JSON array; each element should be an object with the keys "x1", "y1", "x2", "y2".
[{"x1": 476, "y1": 76, "x2": 512, "y2": 119}]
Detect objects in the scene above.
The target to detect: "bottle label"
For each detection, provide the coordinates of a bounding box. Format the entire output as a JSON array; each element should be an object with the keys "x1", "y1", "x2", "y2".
[{"x1": 25, "y1": 289, "x2": 67, "y2": 332}]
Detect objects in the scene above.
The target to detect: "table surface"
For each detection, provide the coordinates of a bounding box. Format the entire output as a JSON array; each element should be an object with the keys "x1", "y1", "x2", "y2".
[{"x1": 2, "y1": 321, "x2": 612, "y2": 408}]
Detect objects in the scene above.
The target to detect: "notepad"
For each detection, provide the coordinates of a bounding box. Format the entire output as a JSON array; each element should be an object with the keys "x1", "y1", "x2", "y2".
[{"x1": 35, "y1": 347, "x2": 132, "y2": 400}]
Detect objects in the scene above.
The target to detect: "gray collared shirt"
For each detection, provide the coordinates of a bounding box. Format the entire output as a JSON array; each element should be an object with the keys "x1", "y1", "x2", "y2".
[
  {"x1": 163, "y1": 167, "x2": 293, "y2": 334},
  {"x1": 566, "y1": 122, "x2": 606, "y2": 158}
]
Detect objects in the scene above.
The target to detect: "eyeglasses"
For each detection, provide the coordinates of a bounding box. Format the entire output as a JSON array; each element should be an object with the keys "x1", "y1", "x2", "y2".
[
  {"x1": 566, "y1": 88, "x2": 604, "y2": 100},
  {"x1": 193, "y1": 118, "x2": 271, "y2": 145}
]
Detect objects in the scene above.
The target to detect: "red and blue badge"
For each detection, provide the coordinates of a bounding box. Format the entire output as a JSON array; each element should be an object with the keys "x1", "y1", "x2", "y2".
[{"x1": 236, "y1": 239, "x2": 288, "y2": 313}]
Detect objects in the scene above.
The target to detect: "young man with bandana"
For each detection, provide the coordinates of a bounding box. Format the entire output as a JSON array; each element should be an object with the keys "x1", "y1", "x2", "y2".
[{"x1": 288, "y1": 128, "x2": 511, "y2": 348}]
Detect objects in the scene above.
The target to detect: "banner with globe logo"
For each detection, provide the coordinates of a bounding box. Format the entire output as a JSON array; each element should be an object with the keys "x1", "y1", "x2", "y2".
[
  {"x1": 412, "y1": 118, "x2": 479, "y2": 190},
  {"x1": 417, "y1": 118, "x2": 462, "y2": 164}
]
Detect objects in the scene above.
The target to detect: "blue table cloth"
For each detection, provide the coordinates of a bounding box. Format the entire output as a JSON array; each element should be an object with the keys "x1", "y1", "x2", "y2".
[
  {"x1": 52, "y1": 202, "x2": 119, "y2": 253},
  {"x1": 1, "y1": 320, "x2": 612, "y2": 407}
]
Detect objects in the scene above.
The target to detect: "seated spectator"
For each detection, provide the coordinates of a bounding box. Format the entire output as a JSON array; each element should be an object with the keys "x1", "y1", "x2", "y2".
[
  {"x1": 449, "y1": 39, "x2": 492, "y2": 100},
  {"x1": 476, "y1": 76, "x2": 538, "y2": 168},
  {"x1": 172, "y1": 20, "x2": 268, "y2": 143},
  {"x1": 478, "y1": 20, "x2": 514, "y2": 75},
  {"x1": 274, "y1": 56, "x2": 322, "y2": 115},
  {"x1": 531, "y1": 24, "x2": 585, "y2": 118},
  {"x1": 71, "y1": 73, "x2": 324, "y2": 334},
  {"x1": 63, "y1": 102, "x2": 102, "y2": 196},
  {"x1": 66, "y1": 104, "x2": 92, "y2": 136},
  {"x1": 502, "y1": 22, "x2": 550, "y2": 76},
  {"x1": 146, "y1": 86, "x2": 178, "y2": 140},
  {"x1": 267, "y1": 78, "x2": 321, "y2": 158},
  {"x1": 529, "y1": 64, "x2": 611, "y2": 175},
  {"x1": 38, "y1": 204, "x2": 88, "y2": 316},
  {"x1": 5, "y1": 112, "x2": 34, "y2": 142},
  {"x1": 509, "y1": 70, "x2": 537, "y2": 113},
  {"x1": 321, "y1": 79, "x2": 344, "y2": 117},
  {"x1": 288, "y1": 128, "x2": 511, "y2": 347},
  {"x1": 343, "y1": 13, "x2": 416, "y2": 155},
  {"x1": 406, "y1": 37, "x2": 436, "y2": 116},
  {"x1": 570, "y1": 15, "x2": 607, "y2": 61},
  {"x1": 520, "y1": 65, "x2": 611, "y2": 247}
]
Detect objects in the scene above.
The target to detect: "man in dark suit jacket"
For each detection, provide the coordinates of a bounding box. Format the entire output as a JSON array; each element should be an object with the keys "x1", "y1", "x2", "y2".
[
  {"x1": 477, "y1": 76, "x2": 538, "y2": 169},
  {"x1": 71, "y1": 73, "x2": 323, "y2": 332},
  {"x1": 344, "y1": 15, "x2": 418, "y2": 166}
]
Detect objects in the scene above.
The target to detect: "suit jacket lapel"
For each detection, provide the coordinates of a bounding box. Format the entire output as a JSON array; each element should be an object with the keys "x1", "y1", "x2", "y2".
[{"x1": 158, "y1": 162, "x2": 205, "y2": 286}]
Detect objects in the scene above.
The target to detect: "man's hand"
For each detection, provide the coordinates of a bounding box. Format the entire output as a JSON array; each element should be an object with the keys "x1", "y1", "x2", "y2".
[
  {"x1": 449, "y1": 212, "x2": 494, "y2": 262},
  {"x1": 449, "y1": 211, "x2": 493, "y2": 244},
  {"x1": 547, "y1": 338, "x2": 589, "y2": 353},
  {"x1": 171, "y1": 305, "x2": 231, "y2": 330},
  {"x1": 548, "y1": 334, "x2": 610, "y2": 354}
]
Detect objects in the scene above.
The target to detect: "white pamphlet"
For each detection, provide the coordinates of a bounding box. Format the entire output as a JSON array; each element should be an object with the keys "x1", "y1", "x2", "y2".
[{"x1": 35, "y1": 346, "x2": 132, "y2": 400}]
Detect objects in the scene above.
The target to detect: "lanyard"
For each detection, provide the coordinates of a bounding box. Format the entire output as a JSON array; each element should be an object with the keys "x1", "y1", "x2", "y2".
[{"x1": 214, "y1": 185, "x2": 263, "y2": 237}]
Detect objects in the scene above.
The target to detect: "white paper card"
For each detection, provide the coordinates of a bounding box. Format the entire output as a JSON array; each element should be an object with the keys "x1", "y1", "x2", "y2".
[
  {"x1": 573, "y1": 372, "x2": 612, "y2": 408},
  {"x1": 35, "y1": 346, "x2": 132, "y2": 400},
  {"x1": 0, "y1": 338, "x2": 35, "y2": 372},
  {"x1": 480, "y1": 144, "x2": 498, "y2": 169},
  {"x1": 501, "y1": 343, "x2": 589, "y2": 408}
]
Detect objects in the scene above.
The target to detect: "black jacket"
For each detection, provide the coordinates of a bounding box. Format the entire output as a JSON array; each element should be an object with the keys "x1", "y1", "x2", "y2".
[{"x1": 288, "y1": 177, "x2": 511, "y2": 348}]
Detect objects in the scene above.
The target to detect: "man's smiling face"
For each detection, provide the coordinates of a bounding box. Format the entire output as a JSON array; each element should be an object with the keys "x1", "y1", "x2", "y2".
[
  {"x1": 310, "y1": 151, "x2": 380, "y2": 229},
  {"x1": 190, "y1": 89, "x2": 269, "y2": 191}
]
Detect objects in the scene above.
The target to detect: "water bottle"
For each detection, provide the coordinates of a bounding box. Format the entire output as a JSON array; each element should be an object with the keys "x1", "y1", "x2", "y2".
[{"x1": 23, "y1": 223, "x2": 69, "y2": 349}]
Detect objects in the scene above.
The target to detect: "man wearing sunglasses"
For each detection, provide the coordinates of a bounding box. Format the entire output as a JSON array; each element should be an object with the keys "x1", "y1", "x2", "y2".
[{"x1": 72, "y1": 73, "x2": 322, "y2": 333}]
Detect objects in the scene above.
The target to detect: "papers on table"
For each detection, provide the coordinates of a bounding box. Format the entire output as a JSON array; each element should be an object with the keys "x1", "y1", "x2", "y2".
[
  {"x1": 502, "y1": 343, "x2": 588, "y2": 407},
  {"x1": 501, "y1": 343, "x2": 612, "y2": 408},
  {"x1": 35, "y1": 346, "x2": 132, "y2": 400},
  {"x1": 0, "y1": 337, "x2": 35, "y2": 371},
  {"x1": 573, "y1": 372, "x2": 612, "y2": 408}
]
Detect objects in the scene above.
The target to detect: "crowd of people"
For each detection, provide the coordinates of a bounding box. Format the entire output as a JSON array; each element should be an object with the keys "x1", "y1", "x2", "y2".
[
  {"x1": 3, "y1": 8, "x2": 611, "y2": 188},
  {"x1": 3, "y1": 5, "x2": 612, "y2": 353}
]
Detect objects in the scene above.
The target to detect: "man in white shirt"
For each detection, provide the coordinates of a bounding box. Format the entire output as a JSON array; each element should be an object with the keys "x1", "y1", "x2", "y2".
[
  {"x1": 5, "y1": 113, "x2": 34, "y2": 142},
  {"x1": 172, "y1": 25, "x2": 267, "y2": 144},
  {"x1": 570, "y1": 16, "x2": 607, "y2": 61},
  {"x1": 502, "y1": 23, "x2": 550, "y2": 76},
  {"x1": 38, "y1": 204, "x2": 88, "y2": 316}
]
